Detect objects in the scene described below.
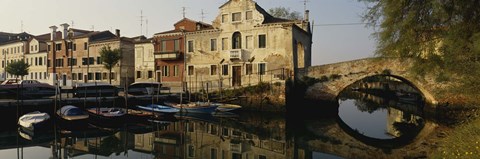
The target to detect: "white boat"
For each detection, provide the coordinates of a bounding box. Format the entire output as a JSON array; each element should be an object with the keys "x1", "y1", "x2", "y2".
[
  {"x1": 216, "y1": 104, "x2": 242, "y2": 112},
  {"x1": 164, "y1": 102, "x2": 221, "y2": 114},
  {"x1": 18, "y1": 111, "x2": 51, "y2": 131},
  {"x1": 137, "y1": 104, "x2": 180, "y2": 115}
]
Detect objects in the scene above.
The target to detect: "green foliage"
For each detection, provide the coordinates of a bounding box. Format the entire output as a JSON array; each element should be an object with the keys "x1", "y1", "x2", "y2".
[
  {"x1": 6, "y1": 60, "x2": 29, "y2": 78},
  {"x1": 100, "y1": 46, "x2": 122, "y2": 84},
  {"x1": 268, "y1": 7, "x2": 302, "y2": 20},
  {"x1": 359, "y1": 0, "x2": 480, "y2": 95}
]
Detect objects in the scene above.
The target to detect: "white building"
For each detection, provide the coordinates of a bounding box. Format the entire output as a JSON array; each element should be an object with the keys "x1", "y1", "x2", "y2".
[
  {"x1": 134, "y1": 37, "x2": 156, "y2": 83},
  {"x1": 0, "y1": 32, "x2": 31, "y2": 81},
  {"x1": 24, "y1": 33, "x2": 49, "y2": 83}
]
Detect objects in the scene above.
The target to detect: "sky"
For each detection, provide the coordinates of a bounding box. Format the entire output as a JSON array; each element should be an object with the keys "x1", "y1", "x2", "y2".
[{"x1": 0, "y1": 0, "x2": 376, "y2": 65}]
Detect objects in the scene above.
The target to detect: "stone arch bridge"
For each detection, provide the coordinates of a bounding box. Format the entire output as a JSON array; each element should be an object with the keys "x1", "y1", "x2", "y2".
[{"x1": 299, "y1": 58, "x2": 442, "y2": 105}]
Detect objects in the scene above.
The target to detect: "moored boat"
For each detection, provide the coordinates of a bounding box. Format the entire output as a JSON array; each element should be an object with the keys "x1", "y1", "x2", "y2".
[
  {"x1": 127, "y1": 82, "x2": 162, "y2": 95},
  {"x1": 136, "y1": 104, "x2": 180, "y2": 115},
  {"x1": 18, "y1": 111, "x2": 51, "y2": 132},
  {"x1": 164, "y1": 102, "x2": 220, "y2": 114},
  {"x1": 56, "y1": 105, "x2": 89, "y2": 130},
  {"x1": 86, "y1": 107, "x2": 127, "y2": 128},
  {"x1": 216, "y1": 103, "x2": 242, "y2": 112},
  {"x1": 73, "y1": 82, "x2": 119, "y2": 97}
]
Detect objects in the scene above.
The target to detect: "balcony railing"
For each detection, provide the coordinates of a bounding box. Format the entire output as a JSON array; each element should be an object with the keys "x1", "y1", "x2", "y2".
[
  {"x1": 154, "y1": 51, "x2": 181, "y2": 60},
  {"x1": 229, "y1": 49, "x2": 242, "y2": 60}
]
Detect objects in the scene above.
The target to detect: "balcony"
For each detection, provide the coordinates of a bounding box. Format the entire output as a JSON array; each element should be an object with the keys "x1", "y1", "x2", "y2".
[
  {"x1": 154, "y1": 51, "x2": 181, "y2": 60},
  {"x1": 229, "y1": 49, "x2": 243, "y2": 60}
]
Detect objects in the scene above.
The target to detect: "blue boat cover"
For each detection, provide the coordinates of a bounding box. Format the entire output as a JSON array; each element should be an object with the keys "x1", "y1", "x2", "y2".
[{"x1": 59, "y1": 105, "x2": 85, "y2": 116}]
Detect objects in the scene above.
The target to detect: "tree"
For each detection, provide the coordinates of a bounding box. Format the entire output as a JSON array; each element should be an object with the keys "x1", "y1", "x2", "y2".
[
  {"x1": 268, "y1": 7, "x2": 303, "y2": 20},
  {"x1": 100, "y1": 46, "x2": 122, "y2": 84},
  {"x1": 359, "y1": 0, "x2": 480, "y2": 94},
  {"x1": 6, "y1": 59, "x2": 29, "y2": 80},
  {"x1": 6, "y1": 60, "x2": 29, "y2": 101}
]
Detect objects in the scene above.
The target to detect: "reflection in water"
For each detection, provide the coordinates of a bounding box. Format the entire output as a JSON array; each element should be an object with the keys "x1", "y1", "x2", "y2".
[{"x1": 1, "y1": 112, "x2": 288, "y2": 159}]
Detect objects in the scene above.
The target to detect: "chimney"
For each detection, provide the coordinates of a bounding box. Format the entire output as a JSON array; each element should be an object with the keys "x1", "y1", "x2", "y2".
[
  {"x1": 305, "y1": 10, "x2": 310, "y2": 21},
  {"x1": 115, "y1": 29, "x2": 120, "y2": 38},
  {"x1": 49, "y1": 25, "x2": 58, "y2": 40},
  {"x1": 60, "y1": 23, "x2": 70, "y2": 39}
]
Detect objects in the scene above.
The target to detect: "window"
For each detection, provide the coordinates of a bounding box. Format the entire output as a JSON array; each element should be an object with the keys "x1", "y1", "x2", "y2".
[
  {"x1": 110, "y1": 73, "x2": 116, "y2": 80},
  {"x1": 84, "y1": 42, "x2": 88, "y2": 50},
  {"x1": 87, "y1": 73, "x2": 93, "y2": 80},
  {"x1": 78, "y1": 73, "x2": 83, "y2": 80},
  {"x1": 222, "y1": 14, "x2": 228, "y2": 23},
  {"x1": 222, "y1": 64, "x2": 228, "y2": 75},
  {"x1": 246, "y1": 63, "x2": 253, "y2": 75},
  {"x1": 148, "y1": 71, "x2": 153, "y2": 78},
  {"x1": 73, "y1": 43, "x2": 76, "y2": 51},
  {"x1": 210, "y1": 39, "x2": 217, "y2": 51},
  {"x1": 72, "y1": 73, "x2": 77, "y2": 80},
  {"x1": 96, "y1": 73, "x2": 103, "y2": 80},
  {"x1": 35, "y1": 57, "x2": 38, "y2": 66},
  {"x1": 67, "y1": 58, "x2": 77, "y2": 66},
  {"x1": 47, "y1": 45, "x2": 51, "y2": 52},
  {"x1": 39, "y1": 57, "x2": 43, "y2": 65},
  {"x1": 188, "y1": 145, "x2": 195, "y2": 158},
  {"x1": 136, "y1": 71, "x2": 141, "y2": 79},
  {"x1": 102, "y1": 72, "x2": 108, "y2": 80},
  {"x1": 161, "y1": 41, "x2": 167, "y2": 52},
  {"x1": 210, "y1": 65, "x2": 217, "y2": 75},
  {"x1": 97, "y1": 57, "x2": 102, "y2": 65},
  {"x1": 56, "y1": 43, "x2": 62, "y2": 51},
  {"x1": 246, "y1": 36, "x2": 253, "y2": 49},
  {"x1": 259, "y1": 63, "x2": 266, "y2": 75},
  {"x1": 39, "y1": 72, "x2": 42, "y2": 79},
  {"x1": 259, "y1": 155, "x2": 267, "y2": 159},
  {"x1": 55, "y1": 59, "x2": 64, "y2": 67},
  {"x1": 173, "y1": 65, "x2": 179, "y2": 77},
  {"x1": 232, "y1": 32, "x2": 241, "y2": 49},
  {"x1": 89, "y1": 57, "x2": 94, "y2": 64},
  {"x1": 258, "y1": 35, "x2": 266, "y2": 48},
  {"x1": 210, "y1": 149, "x2": 217, "y2": 159},
  {"x1": 67, "y1": 42, "x2": 72, "y2": 50},
  {"x1": 47, "y1": 60, "x2": 51, "y2": 67},
  {"x1": 30, "y1": 46, "x2": 33, "y2": 52},
  {"x1": 188, "y1": 66, "x2": 194, "y2": 76},
  {"x1": 162, "y1": 66, "x2": 170, "y2": 77},
  {"x1": 188, "y1": 40, "x2": 194, "y2": 52},
  {"x1": 246, "y1": 11, "x2": 253, "y2": 20},
  {"x1": 222, "y1": 38, "x2": 228, "y2": 50},
  {"x1": 174, "y1": 40, "x2": 180, "y2": 51},
  {"x1": 232, "y1": 153, "x2": 242, "y2": 159},
  {"x1": 232, "y1": 12, "x2": 241, "y2": 22}
]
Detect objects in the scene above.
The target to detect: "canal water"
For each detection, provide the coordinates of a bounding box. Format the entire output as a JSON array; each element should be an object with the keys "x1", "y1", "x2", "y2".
[{"x1": 0, "y1": 89, "x2": 439, "y2": 158}]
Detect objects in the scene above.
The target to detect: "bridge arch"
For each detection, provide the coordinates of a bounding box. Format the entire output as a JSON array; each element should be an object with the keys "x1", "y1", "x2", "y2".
[
  {"x1": 303, "y1": 58, "x2": 439, "y2": 105},
  {"x1": 337, "y1": 74, "x2": 436, "y2": 105}
]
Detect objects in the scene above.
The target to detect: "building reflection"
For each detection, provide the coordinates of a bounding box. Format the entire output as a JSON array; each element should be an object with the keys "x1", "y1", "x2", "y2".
[{"x1": 53, "y1": 115, "x2": 288, "y2": 159}]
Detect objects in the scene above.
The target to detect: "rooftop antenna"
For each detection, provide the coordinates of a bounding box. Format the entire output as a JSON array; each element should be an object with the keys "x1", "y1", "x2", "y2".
[
  {"x1": 200, "y1": 9, "x2": 207, "y2": 22},
  {"x1": 146, "y1": 19, "x2": 149, "y2": 37},
  {"x1": 182, "y1": 7, "x2": 186, "y2": 18},
  {"x1": 302, "y1": 0, "x2": 310, "y2": 12},
  {"x1": 139, "y1": 10, "x2": 144, "y2": 35},
  {"x1": 71, "y1": 20, "x2": 74, "y2": 27}
]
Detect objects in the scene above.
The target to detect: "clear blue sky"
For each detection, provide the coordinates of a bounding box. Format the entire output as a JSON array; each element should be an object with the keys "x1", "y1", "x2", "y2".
[{"x1": 0, "y1": 0, "x2": 376, "y2": 65}]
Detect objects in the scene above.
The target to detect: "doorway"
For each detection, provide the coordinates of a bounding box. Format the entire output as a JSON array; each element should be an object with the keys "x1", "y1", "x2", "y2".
[
  {"x1": 232, "y1": 66, "x2": 242, "y2": 87},
  {"x1": 156, "y1": 71, "x2": 162, "y2": 82}
]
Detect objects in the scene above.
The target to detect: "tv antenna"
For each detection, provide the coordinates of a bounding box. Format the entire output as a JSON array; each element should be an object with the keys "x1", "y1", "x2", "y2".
[
  {"x1": 139, "y1": 10, "x2": 145, "y2": 35},
  {"x1": 301, "y1": 0, "x2": 310, "y2": 12},
  {"x1": 200, "y1": 9, "x2": 207, "y2": 22},
  {"x1": 182, "y1": 7, "x2": 186, "y2": 18},
  {"x1": 146, "y1": 19, "x2": 149, "y2": 37}
]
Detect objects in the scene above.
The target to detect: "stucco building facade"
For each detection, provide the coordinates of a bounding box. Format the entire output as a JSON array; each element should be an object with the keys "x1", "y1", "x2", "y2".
[{"x1": 184, "y1": 0, "x2": 312, "y2": 91}]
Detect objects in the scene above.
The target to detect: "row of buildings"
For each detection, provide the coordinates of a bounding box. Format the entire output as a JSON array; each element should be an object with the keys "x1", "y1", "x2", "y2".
[{"x1": 0, "y1": 0, "x2": 312, "y2": 90}]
